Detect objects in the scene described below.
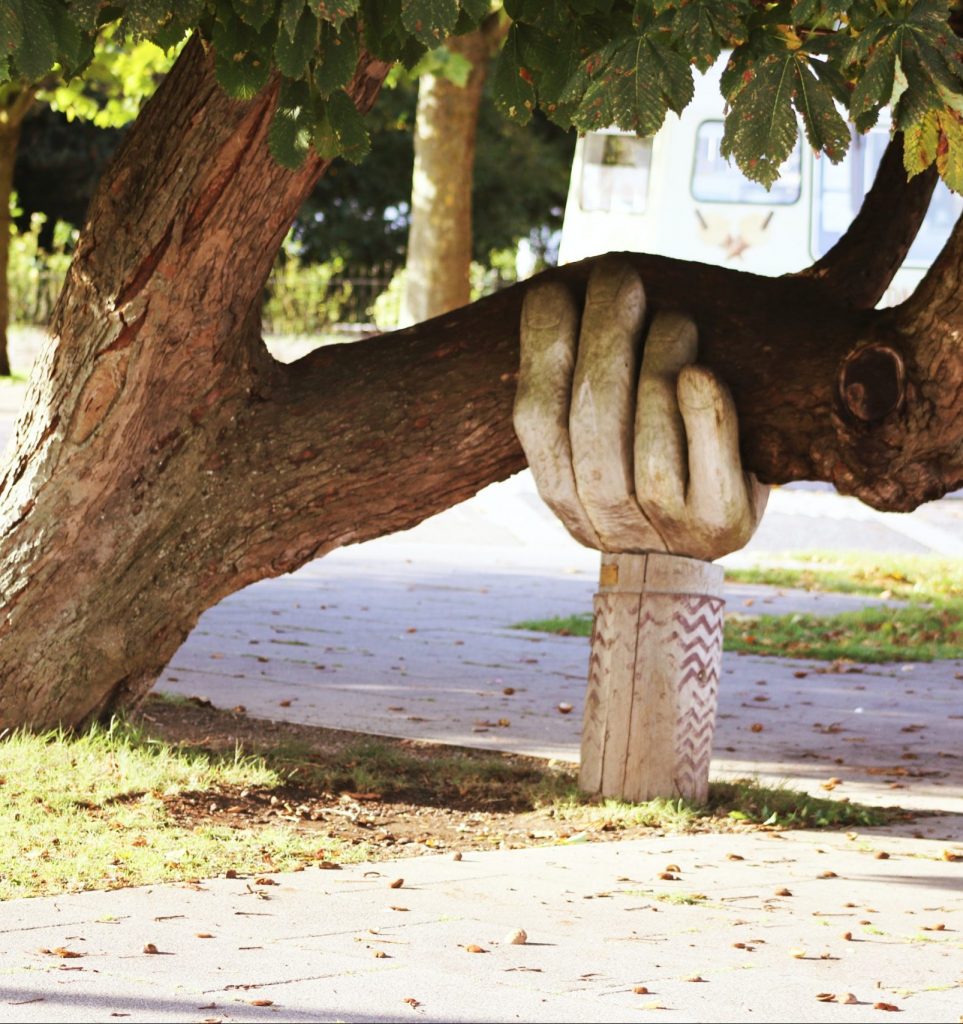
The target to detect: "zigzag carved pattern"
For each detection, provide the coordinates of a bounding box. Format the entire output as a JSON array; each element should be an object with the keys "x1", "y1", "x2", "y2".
[{"x1": 671, "y1": 595, "x2": 725, "y2": 801}]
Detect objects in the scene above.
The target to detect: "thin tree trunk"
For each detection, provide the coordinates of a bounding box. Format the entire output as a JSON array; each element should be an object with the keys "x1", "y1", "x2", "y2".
[
  {"x1": 0, "y1": 87, "x2": 34, "y2": 376},
  {"x1": 0, "y1": 37, "x2": 960, "y2": 731},
  {"x1": 399, "y1": 17, "x2": 505, "y2": 326}
]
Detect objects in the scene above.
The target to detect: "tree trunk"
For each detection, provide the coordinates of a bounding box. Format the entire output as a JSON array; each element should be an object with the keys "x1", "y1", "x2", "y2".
[
  {"x1": 0, "y1": 39, "x2": 961, "y2": 730},
  {"x1": 0, "y1": 87, "x2": 34, "y2": 377},
  {"x1": 399, "y1": 18, "x2": 505, "y2": 326}
]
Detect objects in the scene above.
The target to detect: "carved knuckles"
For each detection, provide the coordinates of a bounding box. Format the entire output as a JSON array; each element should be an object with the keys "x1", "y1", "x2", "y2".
[{"x1": 514, "y1": 260, "x2": 768, "y2": 562}]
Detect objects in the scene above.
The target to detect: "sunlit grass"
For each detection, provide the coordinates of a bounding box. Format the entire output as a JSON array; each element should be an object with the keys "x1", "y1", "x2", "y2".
[
  {"x1": 515, "y1": 553, "x2": 963, "y2": 662},
  {"x1": 0, "y1": 715, "x2": 895, "y2": 900},
  {"x1": 0, "y1": 719, "x2": 361, "y2": 900}
]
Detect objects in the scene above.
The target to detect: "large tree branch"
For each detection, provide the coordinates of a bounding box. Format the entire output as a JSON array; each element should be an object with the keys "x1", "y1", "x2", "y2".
[
  {"x1": 2, "y1": 32, "x2": 961, "y2": 730},
  {"x1": 795, "y1": 135, "x2": 938, "y2": 309}
]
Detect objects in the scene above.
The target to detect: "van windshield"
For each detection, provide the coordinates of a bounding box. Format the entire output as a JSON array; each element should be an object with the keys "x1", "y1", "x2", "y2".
[{"x1": 691, "y1": 121, "x2": 802, "y2": 204}]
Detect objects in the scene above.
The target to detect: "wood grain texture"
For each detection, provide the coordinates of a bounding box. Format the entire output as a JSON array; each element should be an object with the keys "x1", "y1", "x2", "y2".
[{"x1": 582, "y1": 553, "x2": 725, "y2": 803}]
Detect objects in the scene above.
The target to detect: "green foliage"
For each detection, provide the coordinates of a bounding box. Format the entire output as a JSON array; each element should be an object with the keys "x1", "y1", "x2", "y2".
[
  {"x1": 1, "y1": 1, "x2": 963, "y2": 191},
  {"x1": 262, "y1": 235, "x2": 357, "y2": 333},
  {"x1": 293, "y1": 74, "x2": 573, "y2": 280},
  {"x1": 7, "y1": 195, "x2": 76, "y2": 327},
  {"x1": 43, "y1": 25, "x2": 176, "y2": 128}
]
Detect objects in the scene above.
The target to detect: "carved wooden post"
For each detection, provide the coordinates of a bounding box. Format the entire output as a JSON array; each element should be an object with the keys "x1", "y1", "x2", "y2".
[
  {"x1": 580, "y1": 551, "x2": 725, "y2": 804},
  {"x1": 514, "y1": 263, "x2": 766, "y2": 805}
]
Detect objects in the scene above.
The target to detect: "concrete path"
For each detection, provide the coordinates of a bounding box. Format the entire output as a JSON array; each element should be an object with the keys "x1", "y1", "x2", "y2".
[{"x1": 1, "y1": 829, "x2": 960, "y2": 1023}]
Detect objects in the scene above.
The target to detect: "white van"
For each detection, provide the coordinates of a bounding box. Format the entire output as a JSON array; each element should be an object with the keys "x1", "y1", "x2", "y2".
[{"x1": 558, "y1": 58, "x2": 962, "y2": 306}]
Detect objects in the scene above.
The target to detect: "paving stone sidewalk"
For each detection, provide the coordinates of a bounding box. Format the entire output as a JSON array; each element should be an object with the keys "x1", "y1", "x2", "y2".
[{"x1": 1, "y1": 826, "x2": 959, "y2": 1022}]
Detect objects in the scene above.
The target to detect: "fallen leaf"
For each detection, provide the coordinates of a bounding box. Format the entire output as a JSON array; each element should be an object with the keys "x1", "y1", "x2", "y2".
[
  {"x1": 750, "y1": 723, "x2": 764, "y2": 732},
  {"x1": 143, "y1": 943, "x2": 159, "y2": 955},
  {"x1": 923, "y1": 923, "x2": 946, "y2": 931},
  {"x1": 373, "y1": 950, "x2": 390, "y2": 959},
  {"x1": 665, "y1": 863, "x2": 680, "y2": 872},
  {"x1": 686, "y1": 975, "x2": 706, "y2": 983},
  {"x1": 465, "y1": 944, "x2": 488, "y2": 954},
  {"x1": 389, "y1": 906, "x2": 409, "y2": 912},
  {"x1": 278, "y1": 700, "x2": 291, "y2": 707},
  {"x1": 248, "y1": 1000, "x2": 273, "y2": 1007},
  {"x1": 658, "y1": 872, "x2": 678, "y2": 881},
  {"x1": 317, "y1": 861, "x2": 341, "y2": 870},
  {"x1": 195, "y1": 933, "x2": 214, "y2": 939},
  {"x1": 389, "y1": 878, "x2": 404, "y2": 889},
  {"x1": 816, "y1": 993, "x2": 836, "y2": 1002},
  {"x1": 874, "y1": 1002, "x2": 900, "y2": 1012},
  {"x1": 774, "y1": 888, "x2": 793, "y2": 897},
  {"x1": 253, "y1": 877, "x2": 277, "y2": 886},
  {"x1": 818, "y1": 871, "x2": 838, "y2": 879},
  {"x1": 557, "y1": 702, "x2": 573, "y2": 714},
  {"x1": 502, "y1": 687, "x2": 515, "y2": 695},
  {"x1": 875, "y1": 851, "x2": 890, "y2": 860},
  {"x1": 225, "y1": 869, "x2": 238, "y2": 879},
  {"x1": 403, "y1": 997, "x2": 421, "y2": 1009},
  {"x1": 633, "y1": 985, "x2": 650, "y2": 994},
  {"x1": 726, "y1": 854, "x2": 744, "y2": 861},
  {"x1": 842, "y1": 931, "x2": 853, "y2": 941},
  {"x1": 41, "y1": 947, "x2": 84, "y2": 959},
  {"x1": 942, "y1": 850, "x2": 961, "y2": 862}
]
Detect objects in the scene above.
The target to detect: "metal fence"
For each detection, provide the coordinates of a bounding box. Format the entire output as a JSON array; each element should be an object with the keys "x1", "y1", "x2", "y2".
[
  {"x1": 11, "y1": 267, "x2": 400, "y2": 336},
  {"x1": 262, "y1": 274, "x2": 399, "y2": 336}
]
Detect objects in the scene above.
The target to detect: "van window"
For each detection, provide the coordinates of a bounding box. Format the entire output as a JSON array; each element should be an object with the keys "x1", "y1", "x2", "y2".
[
  {"x1": 691, "y1": 120, "x2": 802, "y2": 204},
  {"x1": 812, "y1": 129, "x2": 963, "y2": 265},
  {"x1": 579, "y1": 132, "x2": 652, "y2": 214}
]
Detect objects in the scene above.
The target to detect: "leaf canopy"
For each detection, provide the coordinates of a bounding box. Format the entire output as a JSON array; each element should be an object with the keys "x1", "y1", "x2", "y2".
[{"x1": 2, "y1": 0, "x2": 963, "y2": 187}]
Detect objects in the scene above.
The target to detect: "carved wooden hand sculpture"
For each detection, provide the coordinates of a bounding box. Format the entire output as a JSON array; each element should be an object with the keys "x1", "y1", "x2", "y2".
[
  {"x1": 514, "y1": 258, "x2": 769, "y2": 561},
  {"x1": 513, "y1": 258, "x2": 770, "y2": 803}
]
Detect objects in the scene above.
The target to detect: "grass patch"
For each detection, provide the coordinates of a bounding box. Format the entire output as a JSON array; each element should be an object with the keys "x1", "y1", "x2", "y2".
[
  {"x1": 0, "y1": 702, "x2": 899, "y2": 900},
  {"x1": 705, "y1": 778, "x2": 889, "y2": 828},
  {"x1": 514, "y1": 552, "x2": 963, "y2": 662},
  {"x1": 725, "y1": 552, "x2": 963, "y2": 602},
  {"x1": 551, "y1": 778, "x2": 891, "y2": 832},
  {"x1": 263, "y1": 734, "x2": 579, "y2": 811},
  {"x1": 724, "y1": 604, "x2": 961, "y2": 662},
  {"x1": 0, "y1": 718, "x2": 364, "y2": 900}
]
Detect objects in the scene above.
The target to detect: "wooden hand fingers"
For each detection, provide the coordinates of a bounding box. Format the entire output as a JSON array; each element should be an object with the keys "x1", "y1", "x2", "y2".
[
  {"x1": 514, "y1": 280, "x2": 602, "y2": 548},
  {"x1": 515, "y1": 261, "x2": 768, "y2": 559},
  {"x1": 569, "y1": 261, "x2": 663, "y2": 551}
]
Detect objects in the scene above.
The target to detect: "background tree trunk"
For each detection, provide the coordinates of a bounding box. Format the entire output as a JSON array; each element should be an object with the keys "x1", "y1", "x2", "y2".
[
  {"x1": 399, "y1": 17, "x2": 506, "y2": 326},
  {"x1": 0, "y1": 38, "x2": 960, "y2": 731},
  {"x1": 0, "y1": 86, "x2": 35, "y2": 376}
]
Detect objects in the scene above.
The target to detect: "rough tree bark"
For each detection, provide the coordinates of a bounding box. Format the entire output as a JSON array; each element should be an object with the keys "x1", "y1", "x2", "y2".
[
  {"x1": 399, "y1": 16, "x2": 506, "y2": 326},
  {"x1": 0, "y1": 37, "x2": 960, "y2": 730}
]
